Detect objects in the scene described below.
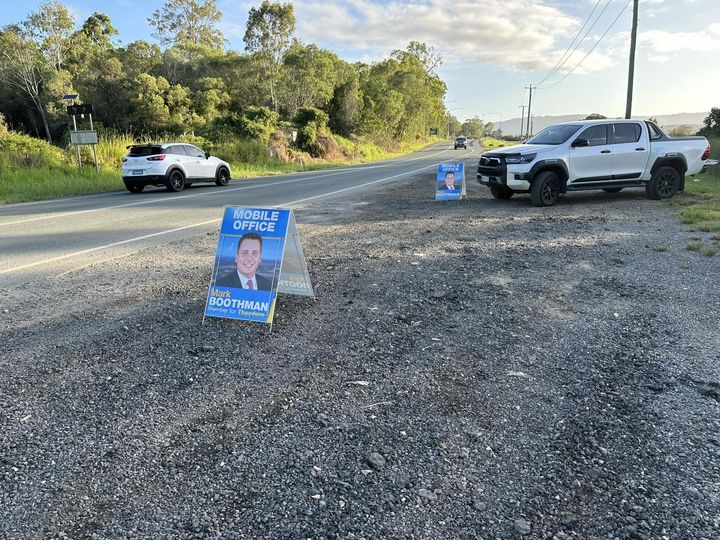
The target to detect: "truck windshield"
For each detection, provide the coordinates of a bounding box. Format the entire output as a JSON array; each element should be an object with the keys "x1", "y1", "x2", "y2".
[{"x1": 528, "y1": 125, "x2": 582, "y2": 145}]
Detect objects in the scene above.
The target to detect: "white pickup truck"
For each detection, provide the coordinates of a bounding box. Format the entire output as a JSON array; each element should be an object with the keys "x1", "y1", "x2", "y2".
[{"x1": 477, "y1": 119, "x2": 714, "y2": 206}]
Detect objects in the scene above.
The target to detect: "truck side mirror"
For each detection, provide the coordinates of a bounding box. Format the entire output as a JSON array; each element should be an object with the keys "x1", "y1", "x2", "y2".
[
  {"x1": 205, "y1": 151, "x2": 211, "y2": 159},
  {"x1": 571, "y1": 138, "x2": 589, "y2": 148}
]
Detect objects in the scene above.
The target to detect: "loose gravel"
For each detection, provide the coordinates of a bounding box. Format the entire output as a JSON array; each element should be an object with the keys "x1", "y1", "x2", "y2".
[{"x1": 1, "y1": 162, "x2": 719, "y2": 540}]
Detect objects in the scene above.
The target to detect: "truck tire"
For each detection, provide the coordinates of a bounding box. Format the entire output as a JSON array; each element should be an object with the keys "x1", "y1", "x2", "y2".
[
  {"x1": 530, "y1": 170, "x2": 561, "y2": 207},
  {"x1": 646, "y1": 166, "x2": 681, "y2": 200},
  {"x1": 490, "y1": 185, "x2": 513, "y2": 199}
]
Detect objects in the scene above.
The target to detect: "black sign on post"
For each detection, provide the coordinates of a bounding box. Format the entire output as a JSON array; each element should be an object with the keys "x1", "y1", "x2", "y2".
[{"x1": 67, "y1": 103, "x2": 93, "y2": 116}]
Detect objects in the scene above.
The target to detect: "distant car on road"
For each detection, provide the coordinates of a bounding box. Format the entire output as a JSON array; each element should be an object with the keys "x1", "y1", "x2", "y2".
[
  {"x1": 454, "y1": 136, "x2": 467, "y2": 150},
  {"x1": 121, "y1": 143, "x2": 232, "y2": 193}
]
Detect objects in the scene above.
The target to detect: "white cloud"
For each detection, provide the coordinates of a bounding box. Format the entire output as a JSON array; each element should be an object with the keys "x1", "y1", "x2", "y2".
[
  {"x1": 639, "y1": 29, "x2": 720, "y2": 54},
  {"x1": 293, "y1": 0, "x2": 618, "y2": 73}
]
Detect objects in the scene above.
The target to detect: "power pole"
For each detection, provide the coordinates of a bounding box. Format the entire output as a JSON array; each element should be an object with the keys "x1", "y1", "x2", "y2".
[
  {"x1": 525, "y1": 85, "x2": 535, "y2": 138},
  {"x1": 625, "y1": 0, "x2": 639, "y2": 119},
  {"x1": 519, "y1": 105, "x2": 526, "y2": 139}
]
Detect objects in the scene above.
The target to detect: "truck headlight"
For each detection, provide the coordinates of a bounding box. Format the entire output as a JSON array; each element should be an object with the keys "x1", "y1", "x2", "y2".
[{"x1": 505, "y1": 153, "x2": 536, "y2": 164}]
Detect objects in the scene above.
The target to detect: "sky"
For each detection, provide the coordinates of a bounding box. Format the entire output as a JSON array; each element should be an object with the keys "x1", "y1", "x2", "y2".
[{"x1": 2, "y1": 0, "x2": 719, "y2": 127}]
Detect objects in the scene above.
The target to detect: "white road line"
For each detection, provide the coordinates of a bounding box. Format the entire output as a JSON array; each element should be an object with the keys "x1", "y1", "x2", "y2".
[{"x1": 0, "y1": 147, "x2": 475, "y2": 275}]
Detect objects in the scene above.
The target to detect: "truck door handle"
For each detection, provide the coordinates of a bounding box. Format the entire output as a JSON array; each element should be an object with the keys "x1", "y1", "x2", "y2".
[
  {"x1": 601, "y1": 150, "x2": 611, "y2": 154},
  {"x1": 635, "y1": 148, "x2": 645, "y2": 151}
]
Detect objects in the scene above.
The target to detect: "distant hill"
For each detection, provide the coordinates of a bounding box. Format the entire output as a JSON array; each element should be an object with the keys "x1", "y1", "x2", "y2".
[{"x1": 499, "y1": 112, "x2": 708, "y2": 136}]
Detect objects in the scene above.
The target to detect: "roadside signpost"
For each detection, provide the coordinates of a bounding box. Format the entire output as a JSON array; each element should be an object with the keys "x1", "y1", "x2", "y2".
[
  {"x1": 429, "y1": 127, "x2": 438, "y2": 135},
  {"x1": 64, "y1": 96, "x2": 99, "y2": 173},
  {"x1": 205, "y1": 207, "x2": 313, "y2": 329}
]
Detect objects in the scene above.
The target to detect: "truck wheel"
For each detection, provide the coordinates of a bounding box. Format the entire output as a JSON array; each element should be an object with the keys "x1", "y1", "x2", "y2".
[
  {"x1": 646, "y1": 166, "x2": 680, "y2": 200},
  {"x1": 166, "y1": 169, "x2": 185, "y2": 192},
  {"x1": 490, "y1": 185, "x2": 513, "y2": 199},
  {"x1": 530, "y1": 171, "x2": 561, "y2": 207},
  {"x1": 602, "y1": 188, "x2": 623, "y2": 193}
]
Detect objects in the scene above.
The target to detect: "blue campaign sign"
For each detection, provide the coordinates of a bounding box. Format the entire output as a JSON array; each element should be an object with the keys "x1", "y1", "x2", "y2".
[
  {"x1": 435, "y1": 162, "x2": 465, "y2": 201},
  {"x1": 205, "y1": 207, "x2": 291, "y2": 324}
]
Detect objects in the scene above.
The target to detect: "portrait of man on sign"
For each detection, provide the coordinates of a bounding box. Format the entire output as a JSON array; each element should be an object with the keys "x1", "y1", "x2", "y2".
[
  {"x1": 439, "y1": 171, "x2": 458, "y2": 191},
  {"x1": 215, "y1": 232, "x2": 272, "y2": 291}
]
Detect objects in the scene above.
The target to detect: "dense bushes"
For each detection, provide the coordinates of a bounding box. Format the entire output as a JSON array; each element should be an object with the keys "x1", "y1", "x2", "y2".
[
  {"x1": 294, "y1": 107, "x2": 330, "y2": 157},
  {"x1": 0, "y1": 130, "x2": 66, "y2": 169}
]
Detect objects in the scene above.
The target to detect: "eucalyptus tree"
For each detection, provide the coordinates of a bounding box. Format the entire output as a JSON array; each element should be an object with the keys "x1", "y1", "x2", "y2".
[
  {"x1": 243, "y1": 0, "x2": 295, "y2": 111},
  {"x1": 149, "y1": 0, "x2": 224, "y2": 49},
  {"x1": 0, "y1": 25, "x2": 53, "y2": 140}
]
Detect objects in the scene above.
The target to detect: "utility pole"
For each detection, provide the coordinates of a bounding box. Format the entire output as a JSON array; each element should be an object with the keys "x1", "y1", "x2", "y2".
[
  {"x1": 525, "y1": 85, "x2": 535, "y2": 138},
  {"x1": 519, "y1": 105, "x2": 526, "y2": 139},
  {"x1": 625, "y1": 0, "x2": 639, "y2": 119}
]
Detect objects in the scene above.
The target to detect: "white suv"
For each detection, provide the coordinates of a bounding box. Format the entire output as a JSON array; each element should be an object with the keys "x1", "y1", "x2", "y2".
[{"x1": 121, "y1": 143, "x2": 232, "y2": 193}]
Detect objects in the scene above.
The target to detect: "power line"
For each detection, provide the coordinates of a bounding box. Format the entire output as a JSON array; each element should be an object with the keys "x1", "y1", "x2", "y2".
[
  {"x1": 538, "y1": 0, "x2": 632, "y2": 90},
  {"x1": 536, "y1": 0, "x2": 603, "y2": 86}
]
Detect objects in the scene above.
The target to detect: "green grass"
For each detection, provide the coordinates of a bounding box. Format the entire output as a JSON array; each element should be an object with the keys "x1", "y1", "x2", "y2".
[
  {"x1": 655, "y1": 243, "x2": 671, "y2": 252},
  {"x1": 482, "y1": 137, "x2": 517, "y2": 150},
  {"x1": 703, "y1": 247, "x2": 718, "y2": 257},
  {"x1": 0, "y1": 165, "x2": 123, "y2": 203},
  {"x1": 0, "y1": 133, "x2": 439, "y2": 203},
  {"x1": 686, "y1": 241, "x2": 703, "y2": 252}
]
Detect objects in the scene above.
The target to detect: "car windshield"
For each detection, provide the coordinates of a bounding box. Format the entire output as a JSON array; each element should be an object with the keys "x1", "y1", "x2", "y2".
[
  {"x1": 456, "y1": 137, "x2": 466, "y2": 141},
  {"x1": 527, "y1": 124, "x2": 582, "y2": 145},
  {"x1": 128, "y1": 146, "x2": 162, "y2": 157}
]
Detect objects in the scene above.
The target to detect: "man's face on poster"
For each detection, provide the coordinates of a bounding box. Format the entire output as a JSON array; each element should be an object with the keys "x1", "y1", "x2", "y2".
[
  {"x1": 445, "y1": 172, "x2": 456, "y2": 188},
  {"x1": 236, "y1": 238, "x2": 262, "y2": 278}
]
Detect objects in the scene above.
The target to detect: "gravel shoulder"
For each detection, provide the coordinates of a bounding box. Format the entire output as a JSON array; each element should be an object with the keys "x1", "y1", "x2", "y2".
[{"x1": 1, "y1": 161, "x2": 719, "y2": 539}]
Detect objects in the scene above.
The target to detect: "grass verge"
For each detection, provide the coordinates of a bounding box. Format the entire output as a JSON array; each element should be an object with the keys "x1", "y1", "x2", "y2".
[{"x1": 0, "y1": 138, "x2": 439, "y2": 204}]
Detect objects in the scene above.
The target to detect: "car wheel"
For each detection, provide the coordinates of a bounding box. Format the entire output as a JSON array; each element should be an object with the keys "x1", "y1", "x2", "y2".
[
  {"x1": 602, "y1": 188, "x2": 623, "y2": 193},
  {"x1": 124, "y1": 183, "x2": 144, "y2": 193},
  {"x1": 490, "y1": 185, "x2": 513, "y2": 200},
  {"x1": 646, "y1": 166, "x2": 680, "y2": 200},
  {"x1": 531, "y1": 171, "x2": 561, "y2": 207},
  {"x1": 215, "y1": 167, "x2": 230, "y2": 186},
  {"x1": 166, "y1": 169, "x2": 185, "y2": 192}
]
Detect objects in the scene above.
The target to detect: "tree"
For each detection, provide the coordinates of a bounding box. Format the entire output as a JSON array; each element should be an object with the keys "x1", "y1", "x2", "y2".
[
  {"x1": 243, "y1": 0, "x2": 295, "y2": 111},
  {"x1": 461, "y1": 116, "x2": 483, "y2": 139},
  {"x1": 697, "y1": 108, "x2": 720, "y2": 139},
  {"x1": 0, "y1": 25, "x2": 53, "y2": 140},
  {"x1": 394, "y1": 41, "x2": 442, "y2": 75},
  {"x1": 23, "y1": 0, "x2": 74, "y2": 72},
  {"x1": 149, "y1": 0, "x2": 224, "y2": 49},
  {"x1": 281, "y1": 43, "x2": 339, "y2": 117},
  {"x1": 584, "y1": 113, "x2": 607, "y2": 120},
  {"x1": 483, "y1": 121, "x2": 495, "y2": 137},
  {"x1": 77, "y1": 12, "x2": 117, "y2": 51}
]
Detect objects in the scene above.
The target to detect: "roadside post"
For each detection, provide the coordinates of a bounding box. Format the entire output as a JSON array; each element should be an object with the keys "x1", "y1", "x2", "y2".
[
  {"x1": 435, "y1": 163, "x2": 465, "y2": 201},
  {"x1": 204, "y1": 207, "x2": 314, "y2": 330},
  {"x1": 65, "y1": 95, "x2": 99, "y2": 174}
]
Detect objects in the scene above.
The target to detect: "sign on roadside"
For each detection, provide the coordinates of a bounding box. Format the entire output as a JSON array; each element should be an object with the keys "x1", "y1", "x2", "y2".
[
  {"x1": 69, "y1": 130, "x2": 98, "y2": 145},
  {"x1": 204, "y1": 207, "x2": 313, "y2": 326},
  {"x1": 435, "y1": 163, "x2": 465, "y2": 201}
]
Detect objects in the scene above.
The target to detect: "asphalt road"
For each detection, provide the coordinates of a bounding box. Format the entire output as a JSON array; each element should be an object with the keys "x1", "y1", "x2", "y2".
[{"x1": 0, "y1": 142, "x2": 477, "y2": 287}]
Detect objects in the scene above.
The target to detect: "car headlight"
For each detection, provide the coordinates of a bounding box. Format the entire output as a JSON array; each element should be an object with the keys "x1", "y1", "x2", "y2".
[{"x1": 505, "y1": 153, "x2": 536, "y2": 164}]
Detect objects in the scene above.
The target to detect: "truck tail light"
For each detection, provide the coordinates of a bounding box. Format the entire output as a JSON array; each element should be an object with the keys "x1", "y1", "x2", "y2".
[
  {"x1": 701, "y1": 144, "x2": 711, "y2": 161},
  {"x1": 146, "y1": 155, "x2": 166, "y2": 161}
]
